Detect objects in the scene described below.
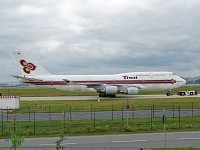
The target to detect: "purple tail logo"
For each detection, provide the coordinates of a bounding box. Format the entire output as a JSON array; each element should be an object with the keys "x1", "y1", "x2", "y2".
[{"x1": 20, "y1": 60, "x2": 36, "y2": 74}]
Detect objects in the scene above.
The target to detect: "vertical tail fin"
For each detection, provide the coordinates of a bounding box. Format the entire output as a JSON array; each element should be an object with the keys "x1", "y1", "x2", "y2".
[{"x1": 12, "y1": 51, "x2": 51, "y2": 76}]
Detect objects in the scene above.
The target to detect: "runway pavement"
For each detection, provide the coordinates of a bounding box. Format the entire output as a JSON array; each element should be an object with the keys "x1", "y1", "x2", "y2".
[
  {"x1": 20, "y1": 94, "x2": 200, "y2": 101},
  {"x1": 2, "y1": 109, "x2": 200, "y2": 121},
  {"x1": 0, "y1": 131, "x2": 199, "y2": 149}
]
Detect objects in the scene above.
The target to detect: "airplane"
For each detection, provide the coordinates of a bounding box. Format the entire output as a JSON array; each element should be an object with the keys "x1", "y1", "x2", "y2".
[{"x1": 12, "y1": 51, "x2": 186, "y2": 97}]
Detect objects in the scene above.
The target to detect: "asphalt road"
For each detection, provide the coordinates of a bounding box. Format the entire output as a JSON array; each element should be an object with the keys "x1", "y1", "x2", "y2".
[
  {"x1": 2, "y1": 109, "x2": 200, "y2": 121},
  {"x1": 0, "y1": 131, "x2": 199, "y2": 149},
  {"x1": 20, "y1": 94, "x2": 200, "y2": 101}
]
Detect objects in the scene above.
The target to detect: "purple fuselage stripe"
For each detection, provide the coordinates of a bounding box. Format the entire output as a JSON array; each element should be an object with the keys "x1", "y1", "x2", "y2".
[{"x1": 25, "y1": 80, "x2": 175, "y2": 85}]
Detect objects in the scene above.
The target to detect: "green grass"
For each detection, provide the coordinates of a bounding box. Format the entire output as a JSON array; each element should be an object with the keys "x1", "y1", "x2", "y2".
[
  {"x1": 0, "y1": 88, "x2": 97, "y2": 97},
  {"x1": 1, "y1": 116, "x2": 200, "y2": 138},
  {"x1": 153, "y1": 148, "x2": 200, "y2": 150},
  {"x1": 3, "y1": 86, "x2": 196, "y2": 113},
  {"x1": 15, "y1": 97, "x2": 200, "y2": 113},
  {"x1": 1, "y1": 87, "x2": 200, "y2": 149},
  {"x1": 0, "y1": 85, "x2": 200, "y2": 97}
]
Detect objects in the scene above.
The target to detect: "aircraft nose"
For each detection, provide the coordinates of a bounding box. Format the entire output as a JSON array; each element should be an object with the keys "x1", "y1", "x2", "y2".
[
  {"x1": 179, "y1": 77, "x2": 186, "y2": 86},
  {"x1": 183, "y1": 78, "x2": 186, "y2": 85}
]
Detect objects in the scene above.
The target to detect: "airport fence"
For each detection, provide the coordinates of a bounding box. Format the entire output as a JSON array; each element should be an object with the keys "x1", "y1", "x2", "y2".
[{"x1": 0, "y1": 103, "x2": 200, "y2": 138}]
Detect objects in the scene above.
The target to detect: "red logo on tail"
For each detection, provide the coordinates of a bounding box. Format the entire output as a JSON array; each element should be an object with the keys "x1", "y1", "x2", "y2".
[{"x1": 20, "y1": 60, "x2": 36, "y2": 74}]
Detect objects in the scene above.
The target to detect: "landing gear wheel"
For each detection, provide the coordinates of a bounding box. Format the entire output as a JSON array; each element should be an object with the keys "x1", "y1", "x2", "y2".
[
  {"x1": 166, "y1": 92, "x2": 170, "y2": 96},
  {"x1": 99, "y1": 93, "x2": 104, "y2": 97},
  {"x1": 109, "y1": 94, "x2": 116, "y2": 98}
]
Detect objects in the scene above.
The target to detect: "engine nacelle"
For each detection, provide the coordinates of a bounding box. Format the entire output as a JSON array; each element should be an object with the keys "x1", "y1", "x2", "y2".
[
  {"x1": 126, "y1": 87, "x2": 139, "y2": 95},
  {"x1": 104, "y1": 86, "x2": 118, "y2": 94}
]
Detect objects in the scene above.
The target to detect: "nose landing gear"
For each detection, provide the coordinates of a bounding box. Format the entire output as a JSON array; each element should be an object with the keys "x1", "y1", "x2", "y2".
[{"x1": 166, "y1": 90, "x2": 172, "y2": 96}]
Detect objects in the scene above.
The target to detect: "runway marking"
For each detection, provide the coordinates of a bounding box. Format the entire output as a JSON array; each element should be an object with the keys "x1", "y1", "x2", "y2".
[
  {"x1": 62, "y1": 143, "x2": 76, "y2": 145},
  {"x1": 112, "y1": 141, "x2": 133, "y2": 143},
  {"x1": 112, "y1": 140, "x2": 147, "y2": 143},
  {"x1": 133, "y1": 140, "x2": 147, "y2": 142},
  {"x1": 39, "y1": 142, "x2": 76, "y2": 146},
  {"x1": 178, "y1": 138, "x2": 200, "y2": 140}
]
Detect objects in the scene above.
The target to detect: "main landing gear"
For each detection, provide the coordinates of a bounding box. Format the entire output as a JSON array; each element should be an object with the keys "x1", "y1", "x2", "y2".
[
  {"x1": 166, "y1": 90, "x2": 171, "y2": 96},
  {"x1": 99, "y1": 93, "x2": 116, "y2": 98}
]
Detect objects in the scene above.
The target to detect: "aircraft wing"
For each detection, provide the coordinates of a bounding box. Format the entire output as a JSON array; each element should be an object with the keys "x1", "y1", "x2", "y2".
[
  {"x1": 63, "y1": 79, "x2": 108, "y2": 86},
  {"x1": 63, "y1": 79, "x2": 145, "y2": 89}
]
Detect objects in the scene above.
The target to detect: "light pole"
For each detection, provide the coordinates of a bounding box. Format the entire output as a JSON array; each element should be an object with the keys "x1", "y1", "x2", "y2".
[
  {"x1": 162, "y1": 108, "x2": 167, "y2": 149},
  {"x1": 126, "y1": 98, "x2": 129, "y2": 125}
]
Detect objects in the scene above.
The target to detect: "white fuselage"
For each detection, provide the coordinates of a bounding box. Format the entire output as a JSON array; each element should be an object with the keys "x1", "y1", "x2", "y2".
[
  {"x1": 12, "y1": 51, "x2": 186, "y2": 97},
  {"x1": 17, "y1": 71, "x2": 186, "y2": 93}
]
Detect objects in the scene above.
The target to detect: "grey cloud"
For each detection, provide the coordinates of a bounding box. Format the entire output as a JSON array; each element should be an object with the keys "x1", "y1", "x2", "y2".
[{"x1": 1, "y1": 0, "x2": 200, "y2": 82}]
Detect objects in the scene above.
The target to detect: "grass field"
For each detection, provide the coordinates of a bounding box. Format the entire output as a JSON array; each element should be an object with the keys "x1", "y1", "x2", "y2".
[
  {"x1": 1, "y1": 86, "x2": 200, "y2": 113},
  {"x1": 0, "y1": 85, "x2": 200, "y2": 97},
  {"x1": 153, "y1": 148, "x2": 200, "y2": 150},
  {"x1": 1, "y1": 116, "x2": 200, "y2": 138},
  {"x1": 16, "y1": 97, "x2": 200, "y2": 113},
  {"x1": 0, "y1": 87, "x2": 97, "y2": 97},
  {"x1": 0, "y1": 86, "x2": 200, "y2": 150}
]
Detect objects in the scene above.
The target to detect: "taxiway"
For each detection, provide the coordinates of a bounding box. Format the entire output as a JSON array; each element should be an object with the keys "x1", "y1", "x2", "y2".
[
  {"x1": 0, "y1": 131, "x2": 199, "y2": 149},
  {"x1": 20, "y1": 94, "x2": 200, "y2": 101}
]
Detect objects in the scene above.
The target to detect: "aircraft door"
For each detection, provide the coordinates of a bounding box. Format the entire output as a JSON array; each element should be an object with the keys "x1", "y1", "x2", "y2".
[
  {"x1": 150, "y1": 72, "x2": 154, "y2": 78},
  {"x1": 142, "y1": 75, "x2": 145, "y2": 85}
]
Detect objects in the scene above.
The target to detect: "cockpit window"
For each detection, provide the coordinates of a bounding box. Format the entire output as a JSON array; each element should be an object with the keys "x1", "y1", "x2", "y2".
[{"x1": 172, "y1": 73, "x2": 176, "y2": 75}]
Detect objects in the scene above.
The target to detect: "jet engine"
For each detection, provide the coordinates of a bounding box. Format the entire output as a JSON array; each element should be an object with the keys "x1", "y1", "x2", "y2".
[
  {"x1": 126, "y1": 87, "x2": 139, "y2": 95},
  {"x1": 104, "y1": 86, "x2": 118, "y2": 94}
]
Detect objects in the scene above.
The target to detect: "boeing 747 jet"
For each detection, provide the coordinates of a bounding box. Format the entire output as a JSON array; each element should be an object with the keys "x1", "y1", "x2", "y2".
[{"x1": 12, "y1": 51, "x2": 186, "y2": 97}]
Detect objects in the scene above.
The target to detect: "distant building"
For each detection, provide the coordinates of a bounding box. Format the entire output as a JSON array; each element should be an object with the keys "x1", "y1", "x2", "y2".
[
  {"x1": 0, "y1": 82, "x2": 35, "y2": 88},
  {"x1": 185, "y1": 76, "x2": 200, "y2": 84}
]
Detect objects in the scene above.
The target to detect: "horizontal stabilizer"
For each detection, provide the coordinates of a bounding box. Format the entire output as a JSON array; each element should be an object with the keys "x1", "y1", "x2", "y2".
[{"x1": 12, "y1": 75, "x2": 43, "y2": 82}]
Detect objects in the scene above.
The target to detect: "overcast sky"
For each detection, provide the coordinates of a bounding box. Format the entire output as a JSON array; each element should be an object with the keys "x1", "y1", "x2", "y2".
[{"x1": 1, "y1": 0, "x2": 200, "y2": 82}]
